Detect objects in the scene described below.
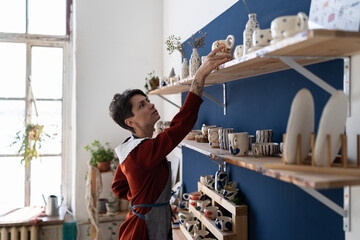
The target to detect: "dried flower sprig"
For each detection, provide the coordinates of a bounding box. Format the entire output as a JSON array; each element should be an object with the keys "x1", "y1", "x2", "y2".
[
  {"x1": 188, "y1": 31, "x2": 207, "y2": 49},
  {"x1": 165, "y1": 35, "x2": 184, "y2": 58}
]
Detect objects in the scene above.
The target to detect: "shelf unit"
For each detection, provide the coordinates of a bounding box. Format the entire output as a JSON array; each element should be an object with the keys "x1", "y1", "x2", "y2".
[
  {"x1": 179, "y1": 182, "x2": 247, "y2": 240},
  {"x1": 148, "y1": 29, "x2": 360, "y2": 96}
]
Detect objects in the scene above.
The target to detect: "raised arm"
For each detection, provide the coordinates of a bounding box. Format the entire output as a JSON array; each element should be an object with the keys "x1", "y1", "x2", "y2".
[{"x1": 190, "y1": 46, "x2": 232, "y2": 96}]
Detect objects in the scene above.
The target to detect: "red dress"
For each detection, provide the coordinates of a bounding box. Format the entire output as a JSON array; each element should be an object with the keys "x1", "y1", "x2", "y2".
[{"x1": 112, "y1": 92, "x2": 203, "y2": 240}]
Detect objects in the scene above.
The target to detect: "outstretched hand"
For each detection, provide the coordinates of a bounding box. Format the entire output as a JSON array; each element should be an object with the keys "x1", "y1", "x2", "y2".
[
  {"x1": 195, "y1": 46, "x2": 232, "y2": 80},
  {"x1": 190, "y1": 46, "x2": 232, "y2": 96}
]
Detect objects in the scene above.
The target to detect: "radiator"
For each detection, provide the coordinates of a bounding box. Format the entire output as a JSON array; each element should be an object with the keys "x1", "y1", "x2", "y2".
[{"x1": 0, "y1": 225, "x2": 38, "y2": 240}]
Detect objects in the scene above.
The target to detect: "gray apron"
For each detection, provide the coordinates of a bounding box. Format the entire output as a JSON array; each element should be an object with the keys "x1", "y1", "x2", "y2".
[{"x1": 131, "y1": 163, "x2": 173, "y2": 240}]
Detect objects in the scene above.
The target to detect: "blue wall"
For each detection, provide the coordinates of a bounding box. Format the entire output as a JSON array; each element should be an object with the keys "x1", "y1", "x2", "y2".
[{"x1": 181, "y1": 1, "x2": 344, "y2": 239}]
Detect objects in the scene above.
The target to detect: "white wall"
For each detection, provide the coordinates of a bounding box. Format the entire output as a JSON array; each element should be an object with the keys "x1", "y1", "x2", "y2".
[{"x1": 74, "y1": 0, "x2": 163, "y2": 222}]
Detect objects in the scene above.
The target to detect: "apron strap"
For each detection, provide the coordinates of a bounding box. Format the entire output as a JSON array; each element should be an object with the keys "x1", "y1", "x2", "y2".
[{"x1": 131, "y1": 202, "x2": 169, "y2": 220}]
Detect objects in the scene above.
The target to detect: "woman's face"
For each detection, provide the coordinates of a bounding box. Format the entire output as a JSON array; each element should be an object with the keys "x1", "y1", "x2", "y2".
[{"x1": 127, "y1": 94, "x2": 160, "y2": 133}]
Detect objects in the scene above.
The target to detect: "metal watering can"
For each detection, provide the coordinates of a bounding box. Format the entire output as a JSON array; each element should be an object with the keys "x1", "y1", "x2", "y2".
[{"x1": 45, "y1": 195, "x2": 62, "y2": 217}]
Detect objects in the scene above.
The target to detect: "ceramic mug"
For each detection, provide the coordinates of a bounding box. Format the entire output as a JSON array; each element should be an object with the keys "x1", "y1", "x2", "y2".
[
  {"x1": 194, "y1": 229, "x2": 210, "y2": 240},
  {"x1": 252, "y1": 28, "x2": 272, "y2": 47},
  {"x1": 183, "y1": 191, "x2": 202, "y2": 201},
  {"x1": 233, "y1": 45, "x2": 244, "y2": 58},
  {"x1": 200, "y1": 175, "x2": 213, "y2": 185},
  {"x1": 215, "y1": 216, "x2": 233, "y2": 231},
  {"x1": 212, "y1": 35, "x2": 235, "y2": 57},
  {"x1": 178, "y1": 200, "x2": 189, "y2": 210},
  {"x1": 208, "y1": 127, "x2": 222, "y2": 148},
  {"x1": 256, "y1": 129, "x2": 273, "y2": 143},
  {"x1": 219, "y1": 128, "x2": 234, "y2": 150},
  {"x1": 204, "y1": 206, "x2": 223, "y2": 220},
  {"x1": 228, "y1": 132, "x2": 249, "y2": 156},
  {"x1": 196, "y1": 199, "x2": 211, "y2": 212},
  {"x1": 186, "y1": 220, "x2": 199, "y2": 234},
  {"x1": 189, "y1": 198, "x2": 198, "y2": 207},
  {"x1": 252, "y1": 142, "x2": 280, "y2": 157},
  {"x1": 178, "y1": 212, "x2": 196, "y2": 225},
  {"x1": 205, "y1": 175, "x2": 215, "y2": 190},
  {"x1": 201, "y1": 125, "x2": 216, "y2": 137},
  {"x1": 248, "y1": 135, "x2": 254, "y2": 150},
  {"x1": 222, "y1": 188, "x2": 239, "y2": 202},
  {"x1": 271, "y1": 12, "x2": 308, "y2": 40}
]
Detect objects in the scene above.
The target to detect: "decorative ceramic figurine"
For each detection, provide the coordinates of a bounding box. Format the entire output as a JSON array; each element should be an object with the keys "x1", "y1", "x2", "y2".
[
  {"x1": 211, "y1": 35, "x2": 235, "y2": 57},
  {"x1": 243, "y1": 13, "x2": 260, "y2": 55}
]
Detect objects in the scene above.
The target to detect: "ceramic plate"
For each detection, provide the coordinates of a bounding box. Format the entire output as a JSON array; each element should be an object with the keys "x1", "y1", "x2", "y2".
[
  {"x1": 284, "y1": 89, "x2": 314, "y2": 164},
  {"x1": 314, "y1": 90, "x2": 348, "y2": 166}
]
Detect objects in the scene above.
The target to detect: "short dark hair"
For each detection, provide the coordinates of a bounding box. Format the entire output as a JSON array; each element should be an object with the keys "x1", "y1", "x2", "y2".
[{"x1": 109, "y1": 89, "x2": 147, "y2": 133}]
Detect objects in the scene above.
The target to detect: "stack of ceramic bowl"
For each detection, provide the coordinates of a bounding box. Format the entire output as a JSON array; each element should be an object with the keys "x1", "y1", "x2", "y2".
[{"x1": 252, "y1": 129, "x2": 279, "y2": 157}]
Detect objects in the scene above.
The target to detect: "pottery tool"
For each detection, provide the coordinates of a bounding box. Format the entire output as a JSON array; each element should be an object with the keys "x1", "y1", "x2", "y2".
[{"x1": 242, "y1": 0, "x2": 251, "y2": 14}]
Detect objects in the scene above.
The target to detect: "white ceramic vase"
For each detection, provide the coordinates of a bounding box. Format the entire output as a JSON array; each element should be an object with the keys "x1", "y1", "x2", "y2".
[
  {"x1": 243, "y1": 13, "x2": 260, "y2": 55},
  {"x1": 181, "y1": 58, "x2": 189, "y2": 79},
  {"x1": 189, "y1": 48, "x2": 201, "y2": 77}
]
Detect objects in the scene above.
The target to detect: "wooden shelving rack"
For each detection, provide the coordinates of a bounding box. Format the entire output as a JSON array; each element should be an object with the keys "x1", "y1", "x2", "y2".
[
  {"x1": 179, "y1": 182, "x2": 247, "y2": 240},
  {"x1": 148, "y1": 29, "x2": 360, "y2": 96},
  {"x1": 181, "y1": 139, "x2": 360, "y2": 189}
]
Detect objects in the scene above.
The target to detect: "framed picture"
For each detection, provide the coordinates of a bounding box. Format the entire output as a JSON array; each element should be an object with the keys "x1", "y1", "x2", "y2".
[{"x1": 309, "y1": 0, "x2": 360, "y2": 31}]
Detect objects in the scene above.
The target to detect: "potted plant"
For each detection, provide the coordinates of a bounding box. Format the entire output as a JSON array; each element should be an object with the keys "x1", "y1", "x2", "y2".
[
  {"x1": 13, "y1": 123, "x2": 48, "y2": 166},
  {"x1": 85, "y1": 140, "x2": 115, "y2": 172},
  {"x1": 188, "y1": 31, "x2": 207, "y2": 77},
  {"x1": 144, "y1": 71, "x2": 160, "y2": 93}
]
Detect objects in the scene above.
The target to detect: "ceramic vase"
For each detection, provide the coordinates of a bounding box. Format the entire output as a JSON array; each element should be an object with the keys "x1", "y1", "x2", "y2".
[
  {"x1": 243, "y1": 13, "x2": 260, "y2": 55},
  {"x1": 189, "y1": 48, "x2": 201, "y2": 77},
  {"x1": 215, "y1": 164, "x2": 228, "y2": 193},
  {"x1": 181, "y1": 58, "x2": 189, "y2": 79}
]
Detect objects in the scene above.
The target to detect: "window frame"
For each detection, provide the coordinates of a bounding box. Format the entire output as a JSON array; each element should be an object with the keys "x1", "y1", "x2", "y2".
[{"x1": 0, "y1": 0, "x2": 73, "y2": 209}]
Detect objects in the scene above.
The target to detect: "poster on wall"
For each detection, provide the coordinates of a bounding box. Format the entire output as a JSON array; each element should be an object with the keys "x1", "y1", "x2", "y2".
[{"x1": 309, "y1": 0, "x2": 360, "y2": 31}]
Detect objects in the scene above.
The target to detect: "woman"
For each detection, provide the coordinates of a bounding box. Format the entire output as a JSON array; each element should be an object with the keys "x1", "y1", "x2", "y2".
[{"x1": 109, "y1": 46, "x2": 230, "y2": 240}]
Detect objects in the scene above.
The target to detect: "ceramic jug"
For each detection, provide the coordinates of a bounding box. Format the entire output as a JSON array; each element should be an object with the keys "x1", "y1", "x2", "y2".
[
  {"x1": 212, "y1": 35, "x2": 235, "y2": 57},
  {"x1": 243, "y1": 13, "x2": 260, "y2": 55},
  {"x1": 215, "y1": 164, "x2": 227, "y2": 193}
]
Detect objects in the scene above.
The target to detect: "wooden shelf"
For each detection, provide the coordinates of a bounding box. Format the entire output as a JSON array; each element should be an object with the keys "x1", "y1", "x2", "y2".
[
  {"x1": 148, "y1": 29, "x2": 360, "y2": 95},
  {"x1": 181, "y1": 140, "x2": 360, "y2": 189},
  {"x1": 189, "y1": 205, "x2": 237, "y2": 240}
]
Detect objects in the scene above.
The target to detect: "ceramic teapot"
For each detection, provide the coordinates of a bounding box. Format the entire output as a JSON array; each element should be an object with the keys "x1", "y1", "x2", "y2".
[{"x1": 212, "y1": 35, "x2": 235, "y2": 57}]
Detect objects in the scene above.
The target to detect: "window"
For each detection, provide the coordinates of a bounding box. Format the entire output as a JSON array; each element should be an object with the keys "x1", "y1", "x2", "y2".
[{"x1": 0, "y1": 0, "x2": 72, "y2": 215}]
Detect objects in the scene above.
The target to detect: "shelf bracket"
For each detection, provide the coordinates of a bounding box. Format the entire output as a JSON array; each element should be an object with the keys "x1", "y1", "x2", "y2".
[
  {"x1": 264, "y1": 55, "x2": 351, "y2": 116},
  {"x1": 298, "y1": 185, "x2": 350, "y2": 232},
  {"x1": 156, "y1": 94, "x2": 181, "y2": 109},
  {"x1": 203, "y1": 83, "x2": 227, "y2": 115}
]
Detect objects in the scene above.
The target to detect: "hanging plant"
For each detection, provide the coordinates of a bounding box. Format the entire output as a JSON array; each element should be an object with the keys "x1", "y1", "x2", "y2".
[{"x1": 13, "y1": 123, "x2": 48, "y2": 166}]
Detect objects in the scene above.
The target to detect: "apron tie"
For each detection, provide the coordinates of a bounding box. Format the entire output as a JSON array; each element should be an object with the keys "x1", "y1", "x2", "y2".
[{"x1": 131, "y1": 202, "x2": 169, "y2": 220}]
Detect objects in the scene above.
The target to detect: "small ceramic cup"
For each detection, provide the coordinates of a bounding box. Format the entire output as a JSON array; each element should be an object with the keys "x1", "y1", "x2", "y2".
[
  {"x1": 215, "y1": 216, "x2": 233, "y2": 231},
  {"x1": 178, "y1": 200, "x2": 189, "y2": 210},
  {"x1": 228, "y1": 132, "x2": 249, "y2": 156},
  {"x1": 186, "y1": 220, "x2": 199, "y2": 235},
  {"x1": 194, "y1": 229, "x2": 210, "y2": 240},
  {"x1": 189, "y1": 198, "x2": 198, "y2": 207},
  {"x1": 256, "y1": 129, "x2": 273, "y2": 143},
  {"x1": 205, "y1": 175, "x2": 215, "y2": 190},
  {"x1": 208, "y1": 127, "x2": 222, "y2": 148},
  {"x1": 183, "y1": 191, "x2": 202, "y2": 201},
  {"x1": 219, "y1": 128, "x2": 234, "y2": 150},
  {"x1": 196, "y1": 199, "x2": 211, "y2": 212},
  {"x1": 252, "y1": 28, "x2": 272, "y2": 47},
  {"x1": 248, "y1": 135, "x2": 254, "y2": 150},
  {"x1": 212, "y1": 35, "x2": 235, "y2": 57},
  {"x1": 222, "y1": 188, "x2": 239, "y2": 202},
  {"x1": 178, "y1": 211, "x2": 196, "y2": 225},
  {"x1": 200, "y1": 175, "x2": 213, "y2": 185},
  {"x1": 204, "y1": 206, "x2": 223, "y2": 220},
  {"x1": 252, "y1": 142, "x2": 280, "y2": 157},
  {"x1": 233, "y1": 45, "x2": 244, "y2": 59},
  {"x1": 201, "y1": 125, "x2": 216, "y2": 137},
  {"x1": 270, "y1": 12, "x2": 308, "y2": 40}
]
